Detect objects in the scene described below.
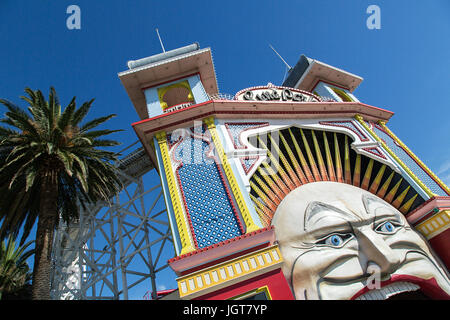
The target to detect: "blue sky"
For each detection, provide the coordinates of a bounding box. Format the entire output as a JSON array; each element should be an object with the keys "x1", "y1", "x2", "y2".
[{"x1": 1, "y1": 0, "x2": 449, "y2": 299}]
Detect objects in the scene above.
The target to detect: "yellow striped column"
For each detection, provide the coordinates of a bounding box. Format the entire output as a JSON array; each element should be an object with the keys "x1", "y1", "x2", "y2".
[
  {"x1": 155, "y1": 131, "x2": 196, "y2": 255},
  {"x1": 204, "y1": 117, "x2": 260, "y2": 233}
]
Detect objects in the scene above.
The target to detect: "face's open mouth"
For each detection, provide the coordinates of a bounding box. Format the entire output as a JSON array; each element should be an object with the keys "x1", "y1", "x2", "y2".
[
  {"x1": 354, "y1": 282, "x2": 425, "y2": 300},
  {"x1": 350, "y1": 275, "x2": 450, "y2": 300}
]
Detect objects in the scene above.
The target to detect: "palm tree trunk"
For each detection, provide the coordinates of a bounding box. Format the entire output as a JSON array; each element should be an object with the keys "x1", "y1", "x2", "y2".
[{"x1": 31, "y1": 172, "x2": 58, "y2": 300}]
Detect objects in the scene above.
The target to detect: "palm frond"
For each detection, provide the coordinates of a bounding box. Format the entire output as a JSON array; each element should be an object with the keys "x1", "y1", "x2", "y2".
[
  {"x1": 72, "y1": 99, "x2": 94, "y2": 126},
  {"x1": 80, "y1": 114, "x2": 116, "y2": 133}
]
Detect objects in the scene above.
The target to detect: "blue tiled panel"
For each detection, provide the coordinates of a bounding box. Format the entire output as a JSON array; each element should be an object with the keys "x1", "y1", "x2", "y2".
[
  {"x1": 372, "y1": 123, "x2": 447, "y2": 196},
  {"x1": 173, "y1": 129, "x2": 243, "y2": 249}
]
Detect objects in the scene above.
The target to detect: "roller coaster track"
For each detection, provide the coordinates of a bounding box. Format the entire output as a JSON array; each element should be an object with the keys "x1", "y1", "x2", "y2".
[{"x1": 50, "y1": 142, "x2": 175, "y2": 300}]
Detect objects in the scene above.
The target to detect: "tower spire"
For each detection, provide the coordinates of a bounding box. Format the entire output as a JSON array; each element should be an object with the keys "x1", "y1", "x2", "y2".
[
  {"x1": 269, "y1": 44, "x2": 291, "y2": 70},
  {"x1": 155, "y1": 28, "x2": 165, "y2": 52}
]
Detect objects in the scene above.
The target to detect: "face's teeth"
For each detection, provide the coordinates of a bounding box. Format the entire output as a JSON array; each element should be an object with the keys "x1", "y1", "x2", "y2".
[{"x1": 356, "y1": 282, "x2": 420, "y2": 300}]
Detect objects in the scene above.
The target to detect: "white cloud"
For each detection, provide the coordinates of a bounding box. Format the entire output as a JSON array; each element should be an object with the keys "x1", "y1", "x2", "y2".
[
  {"x1": 157, "y1": 284, "x2": 167, "y2": 291},
  {"x1": 440, "y1": 172, "x2": 450, "y2": 187},
  {"x1": 437, "y1": 160, "x2": 450, "y2": 175},
  {"x1": 435, "y1": 159, "x2": 450, "y2": 187}
]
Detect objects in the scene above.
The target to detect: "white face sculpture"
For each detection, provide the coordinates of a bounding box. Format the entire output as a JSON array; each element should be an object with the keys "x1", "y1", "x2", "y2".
[{"x1": 271, "y1": 182, "x2": 450, "y2": 300}]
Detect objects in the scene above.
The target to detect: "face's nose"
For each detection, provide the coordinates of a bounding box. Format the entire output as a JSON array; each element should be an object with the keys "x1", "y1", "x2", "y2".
[{"x1": 355, "y1": 226, "x2": 401, "y2": 275}]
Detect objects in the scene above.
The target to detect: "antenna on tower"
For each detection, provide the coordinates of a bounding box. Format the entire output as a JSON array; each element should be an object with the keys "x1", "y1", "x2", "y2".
[
  {"x1": 269, "y1": 44, "x2": 291, "y2": 70},
  {"x1": 156, "y1": 28, "x2": 166, "y2": 53}
]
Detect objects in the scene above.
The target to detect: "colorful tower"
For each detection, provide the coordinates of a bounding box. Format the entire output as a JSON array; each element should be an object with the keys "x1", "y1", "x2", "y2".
[{"x1": 119, "y1": 44, "x2": 450, "y2": 300}]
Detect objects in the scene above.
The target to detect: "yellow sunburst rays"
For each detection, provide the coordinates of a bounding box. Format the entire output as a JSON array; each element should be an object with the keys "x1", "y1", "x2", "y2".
[
  {"x1": 369, "y1": 164, "x2": 386, "y2": 194},
  {"x1": 392, "y1": 186, "x2": 410, "y2": 208},
  {"x1": 344, "y1": 135, "x2": 352, "y2": 184},
  {"x1": 398, "y1": 194, "x2": 418, "y2": 214},
  {"x1": 384, "y1": 178, "x2": 403, "y2": 203},
  {"x1": 388, "y1": 183, "x2": 417, "y2": 213},
  {"x1": 279, "y1": 131, "x2": 308, "y2": 185},
  {"x1": 311, "y1": 130, "x2": 329, "y2": 181},
  {"x1": 260, "y1": 161, "x2": 291, "y2": 197},
  {"x1": 288, "y1": 128, "x2": 315, "y2": 183},
  {"x1": 323, "y1": 132, "x2": 336, "y2": 182},
  {"x1": 268, "y1": 132, "x2": 302, "y2": 188},
  {"x1": 333, "y1": 133, "x2": 344, "y2": 183},
  {"x1": 373, "y1": 169, "x2": 418, "y2": 213},
  {"x1": 362, "y1": 161, "x2": 418, "y2": 213},
  {"x1": 251, "y1": 174, "x2": 281, "y2": 208},
  {"x1": 257, "y1": 134, "x2": 296, "y2": 191},
  {"x1": 376, "y1": 171, "x2": 394, "y2": 199},
  {"x1": 249, "y1": 128, "x2": 422, "y2": 227},
  {"x1": 256, "y1": 165, "x2": 285, "y2": 201},
  {"x1": 250, "y1": 179, "x2": 278, "y2": 213},
  {"x1": 300, "y1": 129, "x2": 322, "y2": 181},
  {"x1": 250, "y1": 194, "x2": 272, "y2": 227},
  {"x1": 353, "y1": 154, "x2": 362, "y2": 187},
  {"x1": 361, "y1": 159, "x2": 374, "y2": 190}
]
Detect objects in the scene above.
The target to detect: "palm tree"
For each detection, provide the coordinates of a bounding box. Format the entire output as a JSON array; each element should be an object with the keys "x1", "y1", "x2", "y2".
[
  {"x1": 0, "y1": 235, "x2": 34, "y2": 299},
  {"x1": 0, "y1": 87, "x2": 123, "y2": 299}
]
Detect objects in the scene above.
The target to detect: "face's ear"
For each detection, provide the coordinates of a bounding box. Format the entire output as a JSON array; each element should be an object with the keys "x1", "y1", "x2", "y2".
[
  {"x1": 304, "y1": 201, "x2": 328, "y2": 231},
  {"x1": 362, "y1": 193, "x2": 403, "y2": 222},
  {"x1": 304, "y1": 201, "x2": 355, "y2": 231},
  {"x1": 362, "y1": 193, "x2": 383, "y2": 215}
]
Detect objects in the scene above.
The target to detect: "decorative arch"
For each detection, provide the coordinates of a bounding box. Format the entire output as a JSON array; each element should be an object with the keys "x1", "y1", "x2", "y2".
[
  {"x1": 157, "y1": 80, "x2": 194, "y2": 110},
  {"x1": 248, "y1": 127, "x2": 425, "y2": 227}
]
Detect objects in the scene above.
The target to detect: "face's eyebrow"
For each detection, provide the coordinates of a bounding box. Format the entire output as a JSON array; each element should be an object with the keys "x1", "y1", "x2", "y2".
[{"x1": 304, "y1": 201, "x2": 358, "y2": 232}]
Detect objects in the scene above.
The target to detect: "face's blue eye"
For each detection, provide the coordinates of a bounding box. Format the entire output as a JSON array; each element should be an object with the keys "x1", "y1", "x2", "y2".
[
  {"x1": 328, "y1": 235, "x2": 343, "y2": 246},
  {"x1": 376, "y1": 221, "x2": 396, "y2": 233},
  {"x1": 317, "y1": 233, "x2": 352, "y2": 247}
]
